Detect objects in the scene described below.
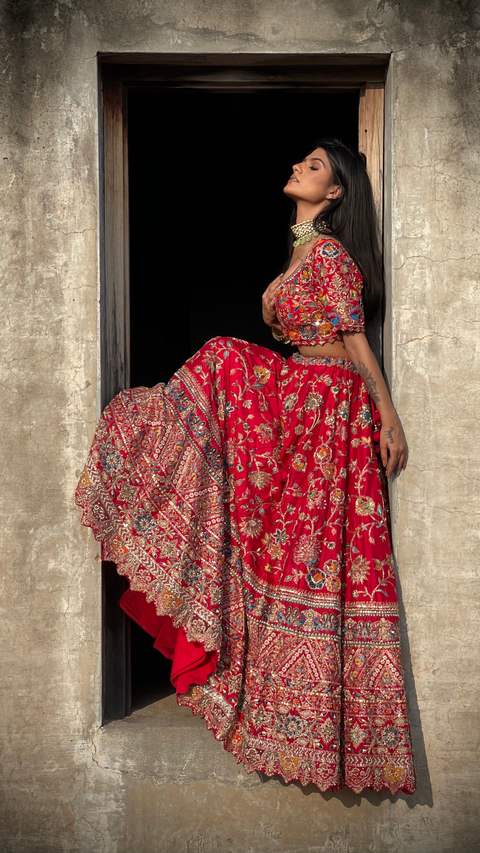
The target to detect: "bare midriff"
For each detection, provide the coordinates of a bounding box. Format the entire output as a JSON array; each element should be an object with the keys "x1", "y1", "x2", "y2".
[{"x1": 297, "y1": 341, "x2": 349, "y2": 359}]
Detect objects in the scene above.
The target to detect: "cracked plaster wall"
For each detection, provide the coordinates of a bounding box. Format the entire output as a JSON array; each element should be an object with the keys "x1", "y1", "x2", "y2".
[{"x1": 0, "y1": 1, "x2": 479, "y2": 851}]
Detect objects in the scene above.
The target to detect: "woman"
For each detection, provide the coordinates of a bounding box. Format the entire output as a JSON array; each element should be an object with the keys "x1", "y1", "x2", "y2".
[{"x1": 76, "y1": 137, "x2": 416, "y2": 794}]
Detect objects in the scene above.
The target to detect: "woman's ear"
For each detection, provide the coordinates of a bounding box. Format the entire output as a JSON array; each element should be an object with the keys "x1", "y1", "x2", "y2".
[{"x1": 327, "y1": 184, "x2": 342, "y2": 200}]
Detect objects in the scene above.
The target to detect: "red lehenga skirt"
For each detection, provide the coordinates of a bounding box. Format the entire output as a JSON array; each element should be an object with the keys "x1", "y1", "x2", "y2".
[{"x1": 75, "y1": 336, "x2": 416, "y2": 794}]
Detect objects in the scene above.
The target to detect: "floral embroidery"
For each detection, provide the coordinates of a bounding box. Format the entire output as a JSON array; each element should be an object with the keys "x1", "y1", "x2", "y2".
[
  {"x1": 253, "y1": 364, "x2": 271, "y2": 386},
  {"x1": 306, "y1": 568, "x2": 327, "y2": 590},
  {"x1": 275, "y1": 238, "x2": 365, "y2": 347},
  {"x1": 293, "y1": 534, "x2": 320, "y2": 565},
  {"x1": 356, "y1": 495, "x2": 376, "y2": 516},
  {"x1": 75, "y1": 337, "x2": 416, "y2": 795},
  {"x1": 248, "y1": 471, "x2": 273, "y2": 489},
  {"x1": 349, "y1": 555, "x2": 371, "y2": 584}
]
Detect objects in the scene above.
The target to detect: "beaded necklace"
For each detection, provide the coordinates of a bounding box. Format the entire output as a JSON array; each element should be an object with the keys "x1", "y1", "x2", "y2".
[{"x1": 291, "y1": 217, "x2": 330, "y2": 248}]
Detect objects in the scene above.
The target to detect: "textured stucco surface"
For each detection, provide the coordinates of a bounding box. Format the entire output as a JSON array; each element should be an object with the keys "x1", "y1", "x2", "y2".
[{"x1": 1, "y1": 1, "x2": 479, "y2": 851}]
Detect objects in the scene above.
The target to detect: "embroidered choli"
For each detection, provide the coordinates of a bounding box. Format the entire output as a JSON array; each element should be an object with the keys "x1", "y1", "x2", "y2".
[{"x1": 275, "y1": 237, "x2": 365, "y2": 346}]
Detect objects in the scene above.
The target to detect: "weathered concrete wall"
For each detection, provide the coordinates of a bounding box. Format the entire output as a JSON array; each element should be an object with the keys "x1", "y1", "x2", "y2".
[{"x1": 1, "y1": 1, "x2": 479, "y2": 851}]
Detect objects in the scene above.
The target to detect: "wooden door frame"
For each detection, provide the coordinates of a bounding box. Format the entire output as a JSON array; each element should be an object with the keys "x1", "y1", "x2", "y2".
[{"x1": 99, "y1": 54, "x2": 388, "y2": 721}]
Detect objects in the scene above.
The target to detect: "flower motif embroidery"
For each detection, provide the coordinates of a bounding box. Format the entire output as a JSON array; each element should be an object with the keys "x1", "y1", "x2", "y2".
[
  {"x1": 100, "y1": 447, "x2": 123, "y2": 474},
  {"x1": 133, "y1": 512, "x2": 155, "y2": 535},
  {"x1": 298, "y1": 323, "x2": 317, "y2": 340},
  {"x1": 349, "y1": 555, "x2": 370, "y2": 584},
  {"x1": 306, "y1": 568, "x2": 327, "y2": 590},
  {"x1": 381, "y1": 725, "x2": 400, "y2": 749},
  {"x1": 240, "y1": 517, "x2": 263, "y2": 538},
  {"x1": 273, "y1": 528, "x2": 288, "y2": 545},
  {"x1": 281, "y1": 715, "x2": 307, "y2": 738},
  {"x1": 254, "y1": 423, "x2": 274, "y2": 443},
  {"x1": 349, "y1": 722, "x2": 365, "y2": 748},
  {"x1": 314, "y1": 444, "x2": 332, "y2": 464},
  {"x1": 292, "y1": 453, "x2": 307, "y2": 471},
  {"x1": 321, "y1": 461, "x2": 335, "y2": 480},
  {"x1": 269, "y1": 543, "x2": 284, "y2": 560},
  {"x1": 253, "y1": 365, "x2": 271, "y2": 386},
  {"x1": 293, "y1": 534, "x2": 320, "y2": 565},
  {"x1": 325, "y1": 575, "x2": 341, "y2": 593},
  {"x1": 284, "y1": 393, "x2": 298, "y2": 412},
  {"x1": 319, "y1": 241, "x2": 341, "y2": 259},
  {"x1": 306, "y1": 487, "x2": 325, "y2": 509},
  {"x1": 305, "y1": 392, "x2": 323, "y2": 411},
  {"x1": 182, "y1": 563, "x2": 203, "y2": 586},
  {"x1": 324, "y1": 559, "x2": 340, "y2": 575},
  {"x1": 358, "y1": 404, "x2": 372, "y2": 427},
  {"x1": 385, "y1": 766, "x2": 406, "y2": 787},
  {"x1": 356, "y1": 495, "x2": 375, "y2": 516},
  {"x1": 248, "y1": 471, "x2": 273, "y2": 489}
]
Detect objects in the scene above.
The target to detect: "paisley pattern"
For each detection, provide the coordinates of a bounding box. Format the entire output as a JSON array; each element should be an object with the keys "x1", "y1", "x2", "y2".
[
  {"x1": 275, "y1": 237, "x2": 365, "y2": 346},
  {"x1": 75, "y1": 337, "x2": 416, "y2": 795}
]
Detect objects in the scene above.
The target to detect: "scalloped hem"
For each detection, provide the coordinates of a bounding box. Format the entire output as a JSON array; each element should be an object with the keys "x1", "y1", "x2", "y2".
[
  {"x1": 74, "y1": 472, "x2": 222, "y2": 655},
  {"x1": 76, "y1": 479, "x2": 416, "y2": 797},
  {"x1": 177, "y1": 690, "x2": 417, "y2": 796}
]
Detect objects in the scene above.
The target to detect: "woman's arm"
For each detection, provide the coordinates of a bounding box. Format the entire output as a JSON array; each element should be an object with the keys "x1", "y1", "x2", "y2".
[{"x1": 342, "y1": 330, "x2": 407, "y2": 478}]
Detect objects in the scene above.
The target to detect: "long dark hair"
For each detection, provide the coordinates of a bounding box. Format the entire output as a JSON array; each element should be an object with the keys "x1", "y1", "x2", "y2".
[{"x1": 285, "y1": 137, "x2": 383, "y2": 322}]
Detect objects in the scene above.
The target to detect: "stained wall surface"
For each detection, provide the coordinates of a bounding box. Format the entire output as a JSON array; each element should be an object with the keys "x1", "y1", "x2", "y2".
[{"x1": 1, "y1": 1, "x2": 479, "y2": 851}]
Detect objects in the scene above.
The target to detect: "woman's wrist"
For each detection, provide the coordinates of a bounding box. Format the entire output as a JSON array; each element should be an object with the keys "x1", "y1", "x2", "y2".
[{"x1": 377, "y1": 402, "x2": 397, "y2": 422}]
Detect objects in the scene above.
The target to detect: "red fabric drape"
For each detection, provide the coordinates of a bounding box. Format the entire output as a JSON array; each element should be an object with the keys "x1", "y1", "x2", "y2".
[
  {"x1": 118, "y1": 587, "x2": 218, "y2": 694},
  {"x1": 75, "y1": 335, "x2": 416, "y2": 794}
]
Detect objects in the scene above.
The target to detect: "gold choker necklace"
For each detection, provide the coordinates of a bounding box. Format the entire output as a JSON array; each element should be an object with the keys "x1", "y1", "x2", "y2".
[{"x1": 291, "y1": 218, "x2": 330, "y2": 247}]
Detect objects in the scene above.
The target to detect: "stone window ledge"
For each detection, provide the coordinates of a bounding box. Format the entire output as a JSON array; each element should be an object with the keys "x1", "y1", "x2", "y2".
[{"x1": 92, "y1": 694, "x2": 261, "y2": 788}]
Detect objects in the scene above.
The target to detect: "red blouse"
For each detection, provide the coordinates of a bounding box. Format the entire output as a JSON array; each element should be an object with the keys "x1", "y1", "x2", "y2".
[{"x1": 275, "y1": 237, "x2": 365, "y2": 346}]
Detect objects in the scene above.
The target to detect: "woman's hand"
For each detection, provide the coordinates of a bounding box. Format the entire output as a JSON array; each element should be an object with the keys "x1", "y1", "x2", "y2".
[
  {"x1": 262, "y1": 274, "x2": 282, "y2": 328},
  {"x1": 380, "y1": 413, "x2": 408, "y2": 478}
]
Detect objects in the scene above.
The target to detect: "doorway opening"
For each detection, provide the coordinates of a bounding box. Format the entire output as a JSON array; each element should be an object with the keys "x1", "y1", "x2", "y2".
[
  {"x1": 127, "y1": 88, "x2": 359, "y2": 709},
  {"x1": 129, "y1": 89, "x2": 359, "y2": 389},
  {"x1": 100, "y1": 56, "x2": 388, "y2": 720}
]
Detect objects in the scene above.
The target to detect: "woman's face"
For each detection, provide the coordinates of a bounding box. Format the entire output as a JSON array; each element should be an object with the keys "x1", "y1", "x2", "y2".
[{"x1": 283, "y1": 147, "x2": 341, "y2": 206}]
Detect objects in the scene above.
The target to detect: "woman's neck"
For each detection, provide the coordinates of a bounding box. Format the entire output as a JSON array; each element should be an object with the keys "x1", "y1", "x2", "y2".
[{"x1": 295, "y1": 202, "x2": 329, "y2": 224}]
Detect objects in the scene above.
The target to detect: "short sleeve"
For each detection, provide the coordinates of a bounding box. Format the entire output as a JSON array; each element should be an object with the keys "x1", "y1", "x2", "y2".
[{"x1": 312, "y1": 239, "x2": 365, "y2": 333}]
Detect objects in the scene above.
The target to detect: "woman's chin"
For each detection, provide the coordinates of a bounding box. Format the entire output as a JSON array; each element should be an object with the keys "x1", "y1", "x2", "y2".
[{"x1": 283, "y1": 184, "x2": 299, "y2": 199}]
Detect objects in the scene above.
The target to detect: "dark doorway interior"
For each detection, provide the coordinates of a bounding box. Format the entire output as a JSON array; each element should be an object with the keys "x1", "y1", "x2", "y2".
[{"x1": 127, "y1": 88, "x2": 359, "y2": 709}]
